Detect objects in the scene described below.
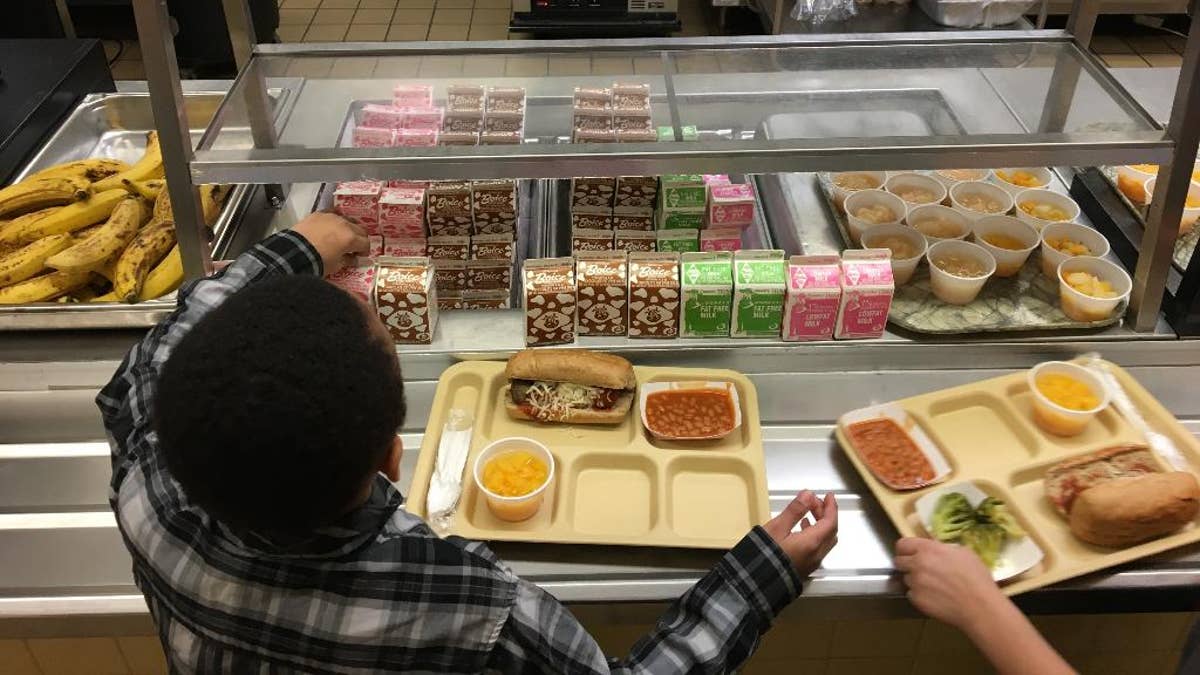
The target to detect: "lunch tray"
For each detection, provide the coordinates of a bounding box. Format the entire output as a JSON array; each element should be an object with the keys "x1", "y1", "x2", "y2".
[
  {"x1": 1098, "y1": 166, "x2": 1196, "y2": 272},
  {"x1": 405, "y1": 360, "x2": 770, "y2": 549},
  {"x1": 835, "y1": 359, "x2": 1200, "y2": 596},
  {"x1": 816, "y1": 173, "x2": 1126, "y2": 334}
]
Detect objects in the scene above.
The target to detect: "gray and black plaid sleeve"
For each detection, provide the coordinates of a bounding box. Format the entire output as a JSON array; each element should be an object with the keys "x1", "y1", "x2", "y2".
[{"x1": 489, "y1": 526, "x2": 802, "y2": 674}]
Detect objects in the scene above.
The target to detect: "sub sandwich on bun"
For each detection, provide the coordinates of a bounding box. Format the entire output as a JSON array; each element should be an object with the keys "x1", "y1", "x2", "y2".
[
  {"x1": 504, "y1": 349, "x2": 635, "y2": 424},
  {"x1": 1043, "y1": 444, "x2": 1200, "y2": 548}
]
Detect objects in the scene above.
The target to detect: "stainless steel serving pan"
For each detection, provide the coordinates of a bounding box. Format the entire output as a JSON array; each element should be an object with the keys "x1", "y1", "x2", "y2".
[{"x1": 0, "y1": 89, "x2": 290, "y2": 331}]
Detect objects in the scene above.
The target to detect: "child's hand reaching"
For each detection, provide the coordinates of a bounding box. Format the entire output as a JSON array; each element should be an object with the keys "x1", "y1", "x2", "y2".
[
  {"x1": 894, "y1": 537, "x2": 1002, "y2": 632},
  {"x1": 292, "y1": 212, "x2": 369, "y2": 275},
  {"x1": 762, "y1": 490, "x2": 838, "y2": 578}
]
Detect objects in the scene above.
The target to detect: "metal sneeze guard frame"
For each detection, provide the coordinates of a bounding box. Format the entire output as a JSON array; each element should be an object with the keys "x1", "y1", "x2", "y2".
[{"x1": 130, "y1": 0, "x2": 1199, "y2": 335}]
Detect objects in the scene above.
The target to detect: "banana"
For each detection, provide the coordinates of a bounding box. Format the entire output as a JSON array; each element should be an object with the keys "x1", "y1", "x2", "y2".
[
  {"x1": 143, "y1": 183, "x2": 226, "y2": 228},
  {"x1": 24, "y1": 158, "x2": 131, "y2": 184},
  {"x1": 45, "y1": 197, "x2": 148, "y2": 272},
  {"x1": 0, "y1": 270, "x2": 89, "y2": 304},
  {"x1": 94, "y1": 249, "x2": 121, "y2": 283},
  {"x1": 0, "y1": 190, "x2": 128, "y2": 246},
  {"x1": 0, "y1": 176, "x2": 90, "y2": 217},
  {"x1": 150, "y1": 188, "x2": 172, "y2": 226},
  {"x1": 90, "y1": 132, "x2": 163, "y2": 193},
  {"x1": 90, "y1": 290, "x2": 119, "y2": 303},
  {"x1": 0, "y1": 234, "x2": 73, "y2": 287},
  {"x1": 120, "y1": 178, "x2": 165, "y2": 201},
  {"x1": 138, "y1": 244, "x2": 183, "y2": 301},
  {"x1": 113, "y1": 221, "x2": 175, "y2": 302}
]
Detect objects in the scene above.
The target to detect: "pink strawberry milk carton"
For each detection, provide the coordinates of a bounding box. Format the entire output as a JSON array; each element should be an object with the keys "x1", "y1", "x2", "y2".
[
  {"x1": 360, "y1": 104, "x2": 405, "y2": 130},
  {"x1": 401, "y1": 107, "x2": 445, "y2": 132},
  {"x1": 332, "y1": 181, "x2": 382, "y2": 229},
  {"x1": 378, "y1": 187, "x2": 426, "y2": 238},
  {"x1": 707, "y1": 183, "x2": 756, "y2": 228},
  {"x1": 393, "y1": 84, "x2": 433, "y2": 109},
  {"x1": 701, "y1": 227, "x2": 742, "y2": 252},
  {"x1": 326, "y1": 264, "x2": 377, "y2": 305},
  {"x1": 394, "y1": 128, "x2": 439, "y2": 147},
  {"x1": 783, "y1": 255, "x2": 842, "y2": 341},
  {"x1": 835, "y1": 249, "x2": 894, "y2": 340},
  {"x1": 351, "y1": 126, "x2": 394, "y2": 148},
  {"x1": 382, "y1": 237, "x2": 428, "y2": 258}
]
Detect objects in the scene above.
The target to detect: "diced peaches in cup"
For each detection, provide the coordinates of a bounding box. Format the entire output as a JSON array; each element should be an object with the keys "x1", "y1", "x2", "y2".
[
  {"x1": 1027, "y1": 360, "x2": 1110, "y2": 437},
  {"x1": 831, "y1": 171, "x2": 887, "y2": 210},
  {"x1": 844, "y1": 189, "x2": 906, "y2": 245},
  {"x1": 949, "y1": 181, "x2": 1014, "y2": 222},
  {"x1": 990, "y1": 167, "x2": 1052, "y2": 195},
  {"x1": 1057, "y1": 256, "x2": 1131, "y2": 323},
  {"x1": 862, "y1": 223, "x2": 928, "y2": 285},
  {"x1": 927, "y1": 239, "x2": 996, "y2": 305},
  {"x1": 970, "y1": 216, "x2": 1039, "y2": 277},
  {"x1": 1116, "y1": 164, "x2": 1158, "y2": 205},
  {"x1": 884, "y1": 172, "x2": 947, "y2": 211},
  {"x1": 1013, "y1": 188, "x2": 1080, "y2": 231},
  {"x1": 1039, "y1": 222, "x2": 1111, "y2": 279},
  {"x1": 473, "y1": 437, "x2": 555, "y2": 523},
  {"x1": 906, "y1": 204, "x2": 971, "y2": 243},
  {"x1": 1144, "y1": 177, "x2": 1200, "y2": 236}
]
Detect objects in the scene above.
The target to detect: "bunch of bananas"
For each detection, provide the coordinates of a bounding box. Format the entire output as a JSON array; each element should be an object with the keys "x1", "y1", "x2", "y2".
[{"x1": 0, "y1": 132, "x2": 228, "y2": 305}]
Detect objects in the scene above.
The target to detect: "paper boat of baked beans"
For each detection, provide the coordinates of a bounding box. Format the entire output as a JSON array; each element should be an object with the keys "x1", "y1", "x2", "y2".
[
  {"x1": 640, "y1": 381, "x2": 743, "y2": 441},
  {"x1": 838, "y1": 403, "x2": 952, "y2": 491}
]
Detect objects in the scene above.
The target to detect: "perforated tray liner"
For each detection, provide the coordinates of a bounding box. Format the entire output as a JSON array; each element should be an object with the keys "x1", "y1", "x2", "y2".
[
  {"x1": 835, "y1": 360, "x2": 1200, "y2": 596},
  {"x1": 815, "y1": 174, "x2": 1125, "y2": 334},
  {"x1": 406, "y1": 361, "x2": 770, "y2": 549}
]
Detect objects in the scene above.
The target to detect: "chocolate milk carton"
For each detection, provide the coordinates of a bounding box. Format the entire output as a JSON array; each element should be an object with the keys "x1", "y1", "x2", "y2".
[
  {"x1": 575, "y1": 251, "x2": 628, "y2": 336},
  {"x1": 374, "y1": 257, "x2": 438, "y2": 344},
  {"x1": 522, "y1": 257, "x2": 577, "y2": 346},
  {"x1": 783, "y1": 255, "x2": 842, "y2": 342},
  {"x1": 731, "y1": 250, "x2": 786, "y2": 338},
  {"x1": 836, "y1": 249, "x2": 895, "y2": 340},
  {"x1": 627, "y1": 252, "x2": 681, "y2": 339},
  {"x1": 680, "y1": 252, "x2": 733, "y2": 338}
]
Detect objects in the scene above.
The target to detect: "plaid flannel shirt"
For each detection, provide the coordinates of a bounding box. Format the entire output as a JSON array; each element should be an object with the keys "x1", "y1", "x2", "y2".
[{"x1": 99, "y1": 230, "x2": 802, "y2": 674}]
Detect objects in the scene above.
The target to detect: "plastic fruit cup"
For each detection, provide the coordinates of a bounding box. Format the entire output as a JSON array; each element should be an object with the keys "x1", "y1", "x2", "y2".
[
  {"x1": 906, "y1": 203, "x2": 971, "y2": 243},
  {"x1": 949, "y1": 180, "x2": 1014, "y2": 222},
  {"x1": 1144, "y1": 177, "x2": 1200, "y2": 236},
  {"x1": 932, "y1": 168, "x2": 993, "y2": 189},
  {"x1": 970, "y1": 215, "x2": 1039, "y2": 277},
  {"x1": 1013, "y1": 188, "x2": 1081, "y2": 231},
  {"x1": 473, "y1": 437, "x2": 555, "y2": 523},
  {"x1": 861, "y1": 223, "x2": 928, "y2": 285},
  {"x1": 1027, "y1": 360, "x2": 1111, "y2": 437},
  {"x1": 991, "y1": 167, "x2": 1053, "y2": 196},
  {"x1": 844, "y1": 189, "x2": 906, "y2": 244},
  {"x1": 884, "y1": 172, "x2": 947, "y2": 212},
  {"x1": 927, "y1": 239, "x2": 996, "y2": 305},
  {"x1": 831, "y1": 171, "x2": 888, "y2": 209},
  {"x1": 1116, "y1": 164, "x2": 1158, "y2": 205},
  {"x1": 1039, "y1": 221, "x2": 1111, "y2": 279},
  {"x1": 1057, "y1": 256, "x2": 1132, "y2": 323}
]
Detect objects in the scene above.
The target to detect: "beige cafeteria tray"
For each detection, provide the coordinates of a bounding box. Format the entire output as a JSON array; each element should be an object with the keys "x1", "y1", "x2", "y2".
[
  {"x1": 406, "y1": 360, "x2": 770, "y2": 549},
  {"x1": 835, "y1": 359, "x2": 1200, "y2": 596}
]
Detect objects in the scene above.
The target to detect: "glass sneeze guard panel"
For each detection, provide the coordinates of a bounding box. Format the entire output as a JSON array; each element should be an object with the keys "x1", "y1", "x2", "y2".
[{"x1": 191, "y1": 37, "x2": 1168, "y2": 184}]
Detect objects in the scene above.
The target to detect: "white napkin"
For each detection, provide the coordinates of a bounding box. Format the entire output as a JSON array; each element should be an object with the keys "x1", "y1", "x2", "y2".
[{"x1": 427, "y1": 408, "x2": 475, "y2": 535}]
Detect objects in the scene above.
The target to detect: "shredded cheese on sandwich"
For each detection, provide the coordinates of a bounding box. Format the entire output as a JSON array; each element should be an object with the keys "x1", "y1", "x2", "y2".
[{"x1": 524, "y1": 382, "x2": 606, "y2": 422}]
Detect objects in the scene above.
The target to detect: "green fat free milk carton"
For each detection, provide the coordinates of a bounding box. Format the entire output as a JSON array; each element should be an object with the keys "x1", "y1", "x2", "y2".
[
  {"x1": 660, "y1": 174, "x2": 707, "y2": 209},
  {"x1": 732, "y1": 250, "x2": 787, "y2": 338},
  {"x1": 680, "y1": 252, "x2": 733, "y2": 338}
]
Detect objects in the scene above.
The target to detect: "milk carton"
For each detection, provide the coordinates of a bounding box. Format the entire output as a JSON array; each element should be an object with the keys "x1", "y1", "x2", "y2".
[
  {"x1": 680, "y1": 252, "x2": 733, "y2": 338},
  {"x1": 835, "y1": 249, "x2": 895, "y2": 340},
  {"x1": 374, "y1": 257, "x2": 438, "y2": 344},
  {"x1": 783, "y1": 255, "x2": 842, "y2": 342},
  {"x1": 731, "y1": 250, "x2": 786, "y2": 338}
]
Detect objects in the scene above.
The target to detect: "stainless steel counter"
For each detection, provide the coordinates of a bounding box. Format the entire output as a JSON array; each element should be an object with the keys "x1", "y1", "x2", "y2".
[{"x1": 3, "y1": 70, "x2": 1200, "y2": 626}]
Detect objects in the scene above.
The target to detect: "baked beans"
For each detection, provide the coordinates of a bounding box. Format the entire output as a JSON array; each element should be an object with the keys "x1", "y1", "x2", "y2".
[
  {"x1": 847, "y1": 418, "x2": 935, "y2": 489},
  {"x1": 645, "y1": 388, "x2": 737, "y2": 439}
]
